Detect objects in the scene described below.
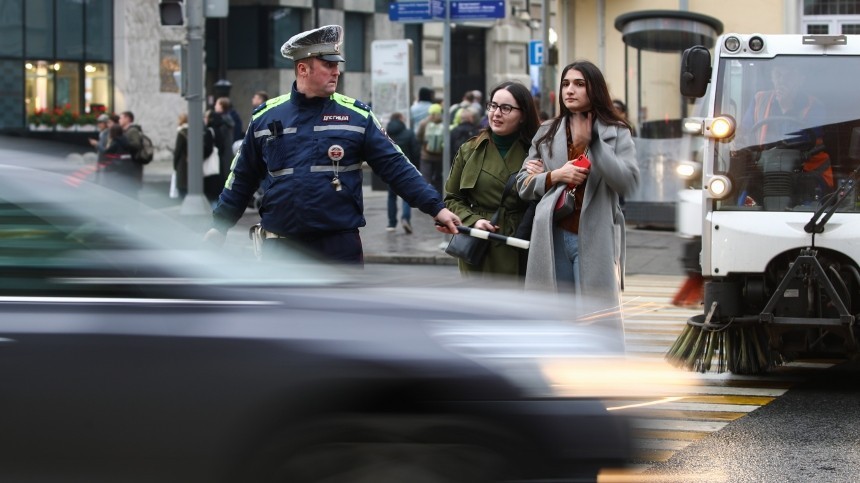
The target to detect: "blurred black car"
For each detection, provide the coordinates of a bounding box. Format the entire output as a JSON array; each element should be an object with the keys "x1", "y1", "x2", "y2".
[{"x1": 0, "y1": 163, "x2": 634, "y2": 483}]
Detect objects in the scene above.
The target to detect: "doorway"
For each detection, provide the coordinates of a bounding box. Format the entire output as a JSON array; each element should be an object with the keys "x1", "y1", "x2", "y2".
[{"x1": 450, "y1": 26, "x2": 486, "y2": 108}]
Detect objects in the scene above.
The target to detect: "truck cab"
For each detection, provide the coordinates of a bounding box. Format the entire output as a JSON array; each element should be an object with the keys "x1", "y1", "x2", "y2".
[{"x1": 669, "y1": 34, "x2": 860, "y2": 374}]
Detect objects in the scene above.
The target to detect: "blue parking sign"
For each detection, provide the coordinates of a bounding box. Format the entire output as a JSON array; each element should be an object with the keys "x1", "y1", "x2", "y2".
[{"x1": 529, "y1": 40, "x2": 543, "y2": 66}]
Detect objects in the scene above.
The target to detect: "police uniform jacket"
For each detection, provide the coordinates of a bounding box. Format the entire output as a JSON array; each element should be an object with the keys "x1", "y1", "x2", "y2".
[{"x1": 213, "y1": 82, "x2": 444, "y2": 236}]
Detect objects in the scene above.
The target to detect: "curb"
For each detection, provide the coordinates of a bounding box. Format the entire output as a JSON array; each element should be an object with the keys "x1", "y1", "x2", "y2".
[{"x1": 364, "y1": 254, "x2": 458, "y2": 265}]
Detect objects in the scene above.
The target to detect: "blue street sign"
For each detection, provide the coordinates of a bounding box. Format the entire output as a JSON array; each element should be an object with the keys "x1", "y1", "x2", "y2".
[
  {"x1": 391, "y1": 0, "x2": 506, "y2": 22},
  {"x1": 389, "y1": 1, "x2": 432, "y2": 22},
  {"x1": 529, "y1": 40, "x2": 543, "y2": 66},
  {"x1": 449, "y1": 1, "x2": 506, "y2": 20}
]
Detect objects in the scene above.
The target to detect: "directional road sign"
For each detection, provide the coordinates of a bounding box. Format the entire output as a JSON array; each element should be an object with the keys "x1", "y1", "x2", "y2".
[
  {"x1": 389, "y1": 1, "x2": 432, "y2": 22},
  {"x1": 449, "y1": 1, "x2": 506, "y2": 20},
  {"x1": 390, "y1": 0, "x2": 506, "y2": 22}
]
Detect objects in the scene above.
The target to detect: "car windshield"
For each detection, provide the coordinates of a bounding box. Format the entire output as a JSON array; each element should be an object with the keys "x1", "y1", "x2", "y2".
[
  {"x1": 0, "y1": 165, "x2": 346, "y2": 297},
  {"x1": 712, "y1": 55, "x2": 860, "y2": 212}
]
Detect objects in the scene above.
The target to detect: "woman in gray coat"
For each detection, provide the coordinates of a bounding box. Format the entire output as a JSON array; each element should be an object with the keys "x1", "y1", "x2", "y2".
[{"x1": 516, "y1": 61, "x2": 639, "y2": 316}]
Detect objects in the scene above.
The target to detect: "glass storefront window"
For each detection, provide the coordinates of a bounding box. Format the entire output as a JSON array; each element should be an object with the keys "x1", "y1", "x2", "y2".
[
  {"x1": 25, "y1": 60, "x2": 55, "y2": 117},
  {"x1": 85, "y1": 62, "x2": 111, "y2": 114},
  {"x1": 55, "y1": 61, "x2": 81, "y2": 114}
]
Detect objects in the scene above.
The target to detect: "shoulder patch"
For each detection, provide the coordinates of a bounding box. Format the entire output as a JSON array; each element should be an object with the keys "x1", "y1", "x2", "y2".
[
  {"x1": 334, "y1": 92, "x2": 370, "y2": 112},
  {"x1": 353, "y1": 99, "x2": 371, "y2": 112}
]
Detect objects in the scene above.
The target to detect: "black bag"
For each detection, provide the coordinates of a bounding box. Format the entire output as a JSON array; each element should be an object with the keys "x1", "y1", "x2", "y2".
[
  {"x1": 445, "y1": 175, "x2": 517, "y2": 266},
  {"x1": 514, "y1": 201, "x2": 537, "y2": 240},
  {"x1": 553, "y1": 186, "x2": 577, "y2": 221},
  {"x1": 445, "y1": 232, "x2": 490, "y2": 266}
]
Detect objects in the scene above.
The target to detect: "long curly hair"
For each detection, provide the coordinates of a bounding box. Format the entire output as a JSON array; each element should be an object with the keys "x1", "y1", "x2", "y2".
[{"x1": 536, "y1": 60, "x2": 632, "y2": 157}]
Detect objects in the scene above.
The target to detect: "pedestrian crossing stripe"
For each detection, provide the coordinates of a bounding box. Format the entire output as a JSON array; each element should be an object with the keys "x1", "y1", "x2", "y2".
[{"x1": 611, "y1": 274, "x2": 837, "y2": 470}]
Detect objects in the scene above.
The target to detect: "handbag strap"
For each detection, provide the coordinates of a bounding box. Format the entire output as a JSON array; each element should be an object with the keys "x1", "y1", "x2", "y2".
[{"x1": 489, "y1": 175, "x2": 519, "y2": 225}]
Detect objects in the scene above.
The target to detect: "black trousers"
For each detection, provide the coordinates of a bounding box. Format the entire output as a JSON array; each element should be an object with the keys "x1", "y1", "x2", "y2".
[{"x1": 262, "y1": 229, "x2": 363, "y2": 265}]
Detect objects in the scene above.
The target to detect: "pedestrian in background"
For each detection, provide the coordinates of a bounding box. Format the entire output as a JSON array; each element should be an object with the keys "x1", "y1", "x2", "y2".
[
  {"x1": 613, "y1": 99, "x2": 637, "y2": 137},
  {"x1": 251, "y1": 90, "x2": 269, "y2": 110},
  {"x1": 207, "y1": 106, "x2": 234, "y2": 186},
  {"x1": 205, "y1": 25, "x2": 461, "y2": 264},
  {"x1": 172, "y1": 112, "x2": 190, "y2": 199},
  {"x1": 449, "y1": 107, "x2": 480, "y2": 157},
  {"x1": 416, "y1": 103, "x2": 445, "y2": 195},
  {"x1": 203, "y1": 109, "x2": 224, "y2": 203},
  {"x1": 385, "y1": 112, "x2": 420, "y2": 234},
  {"x1": 445, "y1": 81, "x2": 540, "y2": 278},
  {"x1": 410, "y1": 86, "x2": 434, "y2": 127},
  {"x1": 88, "y1": 113, "x2": 111, "y2": 154},
  {"x1": 215, "y1": 96, "x2": 243, "y2": 142},
  {"x1": 113, "y1": 111, "x2": 146, "y2": 198},
  {"x1": 517, "y1": 60, "x2": 639, "y2": 311},
  {"x1": 173, "y1": 111, "x2": 216, "y2": 200},
  {"x1": 99, "y1": 123, "x2": 138, "y2": 197}
]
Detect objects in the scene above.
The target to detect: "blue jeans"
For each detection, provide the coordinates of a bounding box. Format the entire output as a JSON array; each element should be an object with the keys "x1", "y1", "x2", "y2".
[
  {"x1": 555, "y1": 228, "x2": 581, "y2": 294},
  {"x1": 387, "y1": 187, "x2": 411, "y2": 227}
]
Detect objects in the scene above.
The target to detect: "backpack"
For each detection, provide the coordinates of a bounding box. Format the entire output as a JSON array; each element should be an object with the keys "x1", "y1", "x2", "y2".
[
  {"x1": 130, "y1": 126, "x2": 154, "y2": 165},
  {"x1": 423, "y1": 121, "x2": 444, "y2": 154}
]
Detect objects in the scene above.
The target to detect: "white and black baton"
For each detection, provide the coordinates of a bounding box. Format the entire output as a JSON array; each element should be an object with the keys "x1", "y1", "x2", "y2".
[{"x1": 452, "y1": 225, "x2": 530, "y2": 250}]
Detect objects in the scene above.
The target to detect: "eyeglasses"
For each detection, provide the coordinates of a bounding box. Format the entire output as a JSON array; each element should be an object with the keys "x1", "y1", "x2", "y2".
[{"x1": 486, "y1": 102, "x2": 521, "y2": 115}]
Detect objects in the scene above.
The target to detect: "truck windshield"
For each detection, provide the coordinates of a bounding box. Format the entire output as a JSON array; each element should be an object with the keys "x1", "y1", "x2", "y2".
[{"x1": 713, "y1": 55, "x2": 860, "y2": 212}]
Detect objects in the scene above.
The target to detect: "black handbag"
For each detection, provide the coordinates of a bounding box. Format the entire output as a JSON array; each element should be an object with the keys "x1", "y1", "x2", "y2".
[
  {"x1": 444, "y1": 229, "x2": 490, "y2": 266},
  {"x1": 445, "y1": 175, "x2": 518, "y2": 266}
]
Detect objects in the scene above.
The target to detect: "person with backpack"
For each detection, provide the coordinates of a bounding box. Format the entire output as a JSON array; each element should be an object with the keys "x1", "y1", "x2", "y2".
[
  {"x1": 416, "y1": 103, "x2": 445, "y2": 195},
  {"x1": 112, "y1": 111, "x2": 152, "y2": 198}
]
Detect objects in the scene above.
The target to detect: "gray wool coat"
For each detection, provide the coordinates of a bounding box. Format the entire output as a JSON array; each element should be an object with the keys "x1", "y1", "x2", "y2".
[{"x1": 516, "y1": 116, "x2": 639, "y2": 309}]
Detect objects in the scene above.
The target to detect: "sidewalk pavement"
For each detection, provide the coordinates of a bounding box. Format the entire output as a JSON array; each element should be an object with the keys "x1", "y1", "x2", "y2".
[
  {"x1": 141, "y1": 158, "x2": 687, "y2": 276},
  {"x1": 0, "y1": 134, "x2": 686, "y2": 276}
]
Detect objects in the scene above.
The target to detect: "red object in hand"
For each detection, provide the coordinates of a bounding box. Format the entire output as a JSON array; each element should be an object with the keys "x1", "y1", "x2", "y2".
[{"x1": 569, "y1": 153, "x2": 591, "y2": 187}]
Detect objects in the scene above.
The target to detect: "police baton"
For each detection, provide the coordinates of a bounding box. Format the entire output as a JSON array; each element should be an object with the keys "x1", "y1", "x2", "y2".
[{"x1": 440, "y1": 223, "x2": 530, "y2": 250}]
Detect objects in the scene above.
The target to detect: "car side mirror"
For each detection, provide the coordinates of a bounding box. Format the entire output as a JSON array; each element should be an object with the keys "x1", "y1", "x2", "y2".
[{"x1": 680, "y1": 46, "x2": 712, "y2": 99}]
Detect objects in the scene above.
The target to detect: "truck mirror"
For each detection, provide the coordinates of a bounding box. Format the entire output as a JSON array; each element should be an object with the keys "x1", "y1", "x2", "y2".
[{"x1": 680, "y1": 46, "x2": 711, "y2": 98}]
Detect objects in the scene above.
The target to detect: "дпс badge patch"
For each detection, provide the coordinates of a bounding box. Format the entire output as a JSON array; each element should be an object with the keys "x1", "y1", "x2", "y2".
[{"x1": 322, "y1": 115, "x2": 349, "y2": 122}]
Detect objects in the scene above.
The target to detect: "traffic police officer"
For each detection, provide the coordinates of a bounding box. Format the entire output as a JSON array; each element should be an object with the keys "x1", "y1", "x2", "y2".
[{"x1": 205, "y1": 25, "x2": 461, "y2": 264}]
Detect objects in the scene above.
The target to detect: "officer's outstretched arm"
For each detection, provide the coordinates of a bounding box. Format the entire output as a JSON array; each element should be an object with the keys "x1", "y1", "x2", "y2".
[{"x1": 434, "y1": 208, "x2": 461, "y2": 234}]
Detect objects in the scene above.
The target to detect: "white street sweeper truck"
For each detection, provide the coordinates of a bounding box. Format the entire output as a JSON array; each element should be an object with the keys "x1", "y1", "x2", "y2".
[{"x1": 667, "y1": 33, "x2": 860, "y2": 374}]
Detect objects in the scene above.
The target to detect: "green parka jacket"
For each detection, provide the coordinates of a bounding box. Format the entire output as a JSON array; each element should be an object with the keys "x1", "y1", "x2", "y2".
[{"x1": 444, "y1": 130, "x2": 530, "y2": 278}]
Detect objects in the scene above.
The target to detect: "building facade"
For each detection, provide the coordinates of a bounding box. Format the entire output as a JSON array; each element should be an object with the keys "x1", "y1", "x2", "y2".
[{"x1": 1, "y1": 0, "x2": 544, "y2": 155}]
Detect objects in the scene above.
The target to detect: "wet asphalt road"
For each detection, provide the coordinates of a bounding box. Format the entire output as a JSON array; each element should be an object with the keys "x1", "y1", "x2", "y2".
[{"x1": 644, "y1": 360, "x2": 860, "y2": 482}]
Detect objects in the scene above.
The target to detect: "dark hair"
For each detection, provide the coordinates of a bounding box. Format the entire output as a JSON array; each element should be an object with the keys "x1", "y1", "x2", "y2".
[
  {"x1": 120, "y1": 111, "x2": 135, "y2": 122},
  {"x1": 216, "y1": 97, "x2": 233, "y2": 111},
  {"x1": 254, "y1": 90, "x2": 269, "y2": 102},
  {"x1": 418, "y1": 87, "x2": 434, "y2": 102},
  {"x1": 613, "y1": 99, "x2": 627, "y2": 114},
  {"x1": 108, "y1": 124, "x2": 123, "y2": 139},
  {"x1": 536, "y1": 60, "x2": 631, "y2": 157},
  {"x1": 485, "y1": 81, "x2": 540, "y2": 148}
]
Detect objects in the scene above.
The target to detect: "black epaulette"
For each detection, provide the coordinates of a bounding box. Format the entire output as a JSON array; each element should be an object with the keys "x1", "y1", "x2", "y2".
[
  {"x1": 251, "y1": 102, "x2": 266, "y2": 115},
  {"x1": 353, "y1": 99, "x2": 371, "y2": 112}
]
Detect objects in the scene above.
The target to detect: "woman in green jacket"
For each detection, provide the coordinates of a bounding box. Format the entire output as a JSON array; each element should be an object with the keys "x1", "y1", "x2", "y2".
[{"x1": 444, "y1": 81, "x2": 540, "y2": 278}]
